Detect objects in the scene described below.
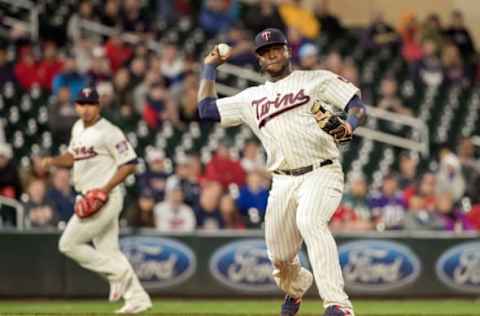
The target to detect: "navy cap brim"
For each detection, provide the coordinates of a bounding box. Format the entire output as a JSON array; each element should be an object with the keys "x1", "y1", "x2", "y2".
[{"x1": 255, "y1": 41, "x2": 288, "y2": 53}]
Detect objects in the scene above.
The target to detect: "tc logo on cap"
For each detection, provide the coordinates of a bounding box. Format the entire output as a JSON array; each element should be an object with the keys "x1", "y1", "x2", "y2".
[
  {"x1": 262, "y1": 31, "x2": 271, "y2": 41},
  {"x1": 82, "y1": 88, "x2": 92, "y2": 97}
]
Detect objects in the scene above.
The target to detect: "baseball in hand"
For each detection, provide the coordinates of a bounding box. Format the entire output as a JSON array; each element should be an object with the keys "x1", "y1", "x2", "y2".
[{"x1": 217, "y1": 43, "x2": 232, "y2": 58}]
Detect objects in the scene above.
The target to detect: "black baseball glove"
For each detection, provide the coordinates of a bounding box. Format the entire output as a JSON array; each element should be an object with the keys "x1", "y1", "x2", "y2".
[{"x1": 311, "y1": 102, "x2": 353, "y2": 144}]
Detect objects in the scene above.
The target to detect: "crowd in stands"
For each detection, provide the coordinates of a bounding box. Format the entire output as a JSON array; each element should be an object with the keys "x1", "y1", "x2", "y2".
[{"x1": 0, "y1": 0, "x2": 480, "y2": 232}]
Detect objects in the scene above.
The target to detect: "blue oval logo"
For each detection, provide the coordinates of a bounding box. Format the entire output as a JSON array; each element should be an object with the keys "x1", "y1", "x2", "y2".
[
  {"x1": 338, "y1": 240, "x2": 421, "y2": 292},
  {"x1": 120, "y1": 236, "x2": 196, "y2": 289},
  {"x1": 209, "y1": 239, "x2": 309, "y2": 293},
  {"x1": 436, "y1": 242, "x2": 480, "y2": 293}
]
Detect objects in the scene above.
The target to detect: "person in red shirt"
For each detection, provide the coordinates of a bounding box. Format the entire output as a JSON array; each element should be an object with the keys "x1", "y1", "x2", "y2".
[
  {"x1": 104, "y1": 35, "x2": 133, "y2": 73},
  {"x1": 204, "y1": 140, "x2": 246, "y2": 189},
  {"x1": 14, "y1": 46, "x2": 41, "y2": 90},
  {"x1": 37, "y1": 41, "x2": 63, "y2": 90}
]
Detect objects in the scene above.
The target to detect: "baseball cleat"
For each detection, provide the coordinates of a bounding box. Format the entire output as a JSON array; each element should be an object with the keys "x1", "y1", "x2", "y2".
[
  {"x1": 109, "y1": 270, "x2": 133, "y2": 302},
  {"x1": 115, "y1": 300, "x2": 152, "y2": 314},
  {"x1": 323, "y1": 305, "x2": 354, "y2": 316},
  {"x1": 280, "y1": 295, "x2": 302, "y2": 316}
]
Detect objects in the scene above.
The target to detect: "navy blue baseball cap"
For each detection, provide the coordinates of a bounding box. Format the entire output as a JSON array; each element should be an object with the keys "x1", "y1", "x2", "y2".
[
  {"x1": 75, "y1": 86, "x2": 100, "y2": 104},
  {"x1": 254, "y1": 28, "x2": 288, "y2": 53}
]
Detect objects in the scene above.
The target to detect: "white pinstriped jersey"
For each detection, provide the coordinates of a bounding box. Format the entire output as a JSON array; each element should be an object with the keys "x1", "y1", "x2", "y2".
[
  {"x1": 217, "y1": 70, "x2": 360, "y2": 171},
  {"x1": 68, "y1": 118, "x2": 137, "y2": 193}
]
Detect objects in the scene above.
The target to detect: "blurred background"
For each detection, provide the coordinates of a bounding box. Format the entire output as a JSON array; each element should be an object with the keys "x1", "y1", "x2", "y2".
[{"x1": 0, "y1": 0, "x2": 480, "y2": 300}]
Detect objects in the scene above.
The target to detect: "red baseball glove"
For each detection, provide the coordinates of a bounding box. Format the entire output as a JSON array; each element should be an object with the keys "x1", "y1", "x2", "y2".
[{"x1": 75, "y1": 189, "x2": 109, "y2": 219}]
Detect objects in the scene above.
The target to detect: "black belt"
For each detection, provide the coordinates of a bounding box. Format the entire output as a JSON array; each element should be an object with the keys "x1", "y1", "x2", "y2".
[{"x1": 273, "y1": 159, "x2": 333, "y2": 176}]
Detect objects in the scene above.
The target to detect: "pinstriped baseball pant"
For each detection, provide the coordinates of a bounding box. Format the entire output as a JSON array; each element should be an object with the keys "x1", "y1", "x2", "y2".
[
  {"x1": 265, "y1": 163, "x2": 353, "y2": 310},
  {"x1": 58, "y1": 190, "x2": 149, "y2": 302}
]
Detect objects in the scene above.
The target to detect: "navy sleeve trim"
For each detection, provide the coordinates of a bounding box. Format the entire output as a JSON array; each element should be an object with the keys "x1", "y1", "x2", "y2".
[{"x1": 198, "y1": 97, "x2": 221, "y2": 122}]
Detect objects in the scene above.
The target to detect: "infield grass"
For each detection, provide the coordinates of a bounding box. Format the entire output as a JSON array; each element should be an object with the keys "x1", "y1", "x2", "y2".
[{"x1": 0, "y1": 299, "x2": 479, "y2": 316}]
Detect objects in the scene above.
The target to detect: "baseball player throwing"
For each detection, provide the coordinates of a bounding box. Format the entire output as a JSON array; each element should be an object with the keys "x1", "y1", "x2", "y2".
[
  {"x1": 197, "y1": 28, "x2": 366, "y2": 316},
  {"x1": 41, "y1": 87, "x2": 151, "y2": 314}
]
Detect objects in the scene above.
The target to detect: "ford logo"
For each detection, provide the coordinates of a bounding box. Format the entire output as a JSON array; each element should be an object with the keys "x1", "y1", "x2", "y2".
[
  {"x1": 209, "y1": 239, "x2": 309, "y2": 293},
  {"x1": 338, "y1": 240, "x2": 421, "y2": 292},
  {"x1": 120, "y1": 236, "x2": 196, "y2": 289},
  {"x1": 436, "y1": 242, "x2": 480, "y2": 293}
]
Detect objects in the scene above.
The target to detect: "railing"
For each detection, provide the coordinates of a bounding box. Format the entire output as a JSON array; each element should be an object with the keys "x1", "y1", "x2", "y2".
[
  {"x1": 216, "y1": 63, "x2": 430, "y2": 156},
  {"x1": 0, "y1": 196, "x2": 25, "y2": 230},
  {"x1": 0, "y1": 0, "x2": 39, "y2": 41}
]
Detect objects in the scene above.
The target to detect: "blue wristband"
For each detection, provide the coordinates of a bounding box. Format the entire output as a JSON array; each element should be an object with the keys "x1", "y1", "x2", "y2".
[
  {"x1": 201, "y1": 64, "x2": 217, "y2": 81},
  {"x1": 347, "y1": 115, "x2": 359, "y2": 130}
]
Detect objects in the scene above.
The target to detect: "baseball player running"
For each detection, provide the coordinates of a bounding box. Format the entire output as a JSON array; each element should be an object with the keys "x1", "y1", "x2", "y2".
[
  {"x1": 41, "y1": 87, "x2": 152, "y2": 314},
  {"x1": 197, "y1": 28, "x2": 366, "y2": 316}
]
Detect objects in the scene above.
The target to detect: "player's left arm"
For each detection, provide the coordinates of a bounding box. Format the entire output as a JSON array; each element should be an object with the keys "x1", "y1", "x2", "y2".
[
  {"x1": 101, "y1": 128, "x2": 138, "y2": 194},
  {"x1": 100, "y1": 161, "x2": 137, "y2": 194}
]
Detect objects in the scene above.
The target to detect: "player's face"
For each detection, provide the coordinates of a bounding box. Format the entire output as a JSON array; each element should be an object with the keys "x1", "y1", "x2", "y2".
[
  {"x1": 256, "y1": 44, "x2": 290, "y2": 77},
  {"x1": 75, "y1": 103, "x2": 101, "y2": 125}
]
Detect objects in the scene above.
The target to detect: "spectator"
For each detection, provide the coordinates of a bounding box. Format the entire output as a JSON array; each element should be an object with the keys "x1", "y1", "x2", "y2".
[
  {"x1": 465, "y1": 203, "x2": 480, "y2": 230},
  {"x1": 314, "y1": 0, "x2": 345, "y2": 41},
  {"x1": 20, "y1": 155, "x2": 50, "y2": 190},
  {"x1": 331, "y1": 174, "x2": 372, "y2": 231},
  {"x1": 67, "y1": 0, "x2": 97, "y2": 42},
  {"x1": 397, "y1": 152, "x2": 418, "y2": 189},
  {"x1": 244, "y1": 0, "x2": 286, "y2": 35},
  {"x1": 199, "y1": 0, "x2": 236, "y2": 38},
  {"x1": 378, "y1": 76, "x2": 412, "y2": 116},
  {"x1": 178, "y1": 80, "x2": 200, "y2": 124},
  {"x1": 160, "y1": 43, "x2": 185, "y2": 87},
  {"x1": 194, "y1": 182, "x2": 224, "y2": 230},
  {"x1": 14, "y1": 47, "x2": 41, "y2": 90},
  {"x1": 0, "y1": 44, "x2": 15, "y2": 88},
  {"x1": 436, "y1": 149, "x2": 465, "y2": 202},
  {"x1": 421, "y1": 14, "x2": 444, "y2": 50},
  {"x1": 133, "y1": 70, "x2": 161, "y2": 114},
  {"x1": 362, "y1": 11, "x2": 399, "y2": 53},
  {"x1": 101, "y1": 0, "x2": 121, "y2": 28},
  {"x1": 112, "y1": 67, "x2": 134, "y2": 111},
  {"x1": 235, "y1": 170, "x2": 269, "y2": 228},
  {"x1": 127, "y1": 189, "x2": 156, "y2": 228},
  {"x1": 404, "y1": 172, "x2": 437, "y2": 211},
  {"x1": 104, "y1": 36, "x2": 133, "y2": 73},
  {"x1": 219, "y1": 193, "x2": 244, "y2": 229},
  {"x1": 442, "y1": 42, "x2": 469, "y2": 84},
  {"x1": 52, "y1": 56, "x2": 88, "y2": 102},
  {"x1": 87, "y1": 53, "x2": 112, "y2": 84},
  {"x1": 120, "y1": 0, "x2": 151, "y2": 34},
  {"x1": 279, "y1": 0, "x2": 319, "y2": 40},
  {"x1": 220, "y1": 24, "x2": 256, "y2": 67},
  {"x1": 322, "y1": 50, "x2": 343, "y2": 75},
  {"x1": 400, "y1": 13, "x2": 423, "y2": 64},
  {"x1": 404, "y1": 194, "x2": 444, "y2": 230},
  {"x1": 142, "y1": 81, "x2": 178, "y2": 129},
  {"x1": 137, "y1": 149, "x2": 169, "y2": 202},
  {"x1": 0, "y1": 143, "x2": 21, "y2": 199},
  {"x1": 154, "y1": 185, "x2": 196, "y2": 232},
  {"x1": 240, "y1": 140, "x2": 266, "y2": 173},
  {"x1": 457, "y1": 137, "x2": 480, "y2": 202},
  {"x1": 286, "y1": 27, "x2": 311, "y2": 64},
  {"x1": 48, "y1": 86, "x2": 77, "y2": 145},
  {"x1": 24, "y1": 179, "x2": 58, "y2": 229},
  {"x1": 37, "y1": 41, "x2": 63, "y2": 90},
  {"x1": 204, "y1": 141, "x2": 246, "y2": 189},
  {"x1": 368, "y1": 174, "x2": 407, "y2": 230},
  {"x1": 434, "y1": 192, "x2": 474, "y2": 231},
  {"x1": 166, "y1": 155, "x2": 201, "y2": 207},
  {"x1": 298, "y1": 43, "x2": 320, "y2": 70},
  {"x1": 129, "y1": 57, "x2": 148, "y2": 86},
  {"x1": 340, "y1": 58, "x2": 360, "y2": 86},
  {"x1": 412, "y1": 39, "x2": 443, "y2": 87},
  {"x1": 46, "y1": 168, "x2": 75, "y2": 223},
  {"x1": 444, "y1": 10, "x2": 475, "y2": 61}
]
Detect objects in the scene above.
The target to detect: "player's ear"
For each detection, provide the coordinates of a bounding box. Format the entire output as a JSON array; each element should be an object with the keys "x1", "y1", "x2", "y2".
[{"x1": 285, "y1": 46, "x2": 292, "y2": 59}]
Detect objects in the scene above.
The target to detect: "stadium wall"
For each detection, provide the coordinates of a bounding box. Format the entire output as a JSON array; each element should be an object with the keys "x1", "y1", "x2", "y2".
[{"x1": 0, "y1": 231, "x2": 479, "y2": 298}]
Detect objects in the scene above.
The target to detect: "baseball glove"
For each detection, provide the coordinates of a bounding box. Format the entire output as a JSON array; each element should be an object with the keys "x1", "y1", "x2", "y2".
[
  {"x1": 311, "y1": 102, "x2": 353, "y2": 144},
  {"x1": 75, "y1": 189, "x2": 109, "y2": 219}
]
